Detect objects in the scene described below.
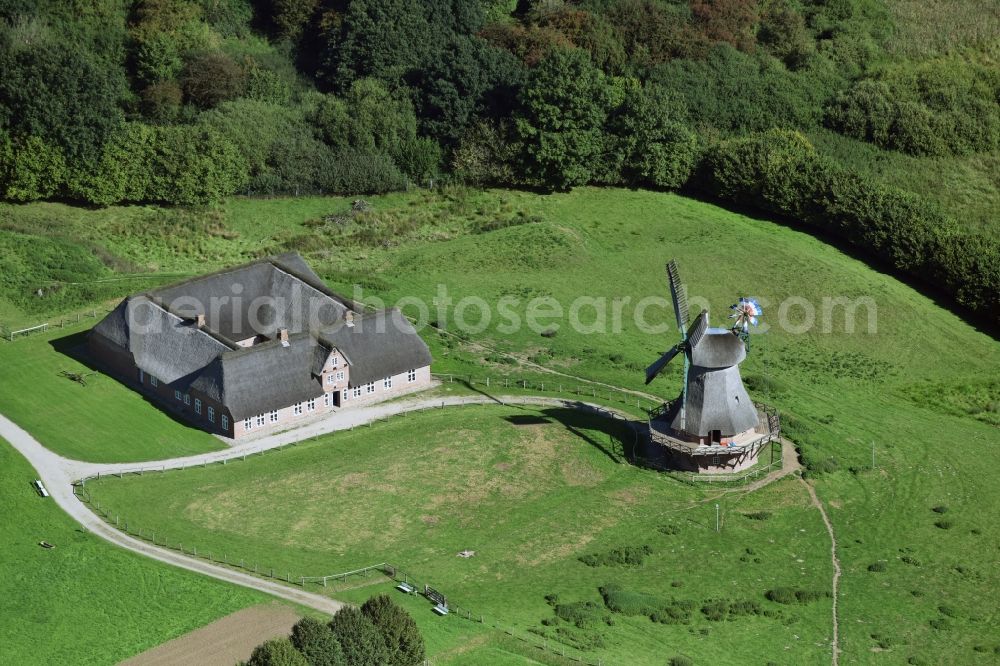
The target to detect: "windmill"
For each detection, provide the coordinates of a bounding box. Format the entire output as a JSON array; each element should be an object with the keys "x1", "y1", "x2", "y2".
[{"x1": 645, "y1": 260, "x2": 759, "y2": 443}]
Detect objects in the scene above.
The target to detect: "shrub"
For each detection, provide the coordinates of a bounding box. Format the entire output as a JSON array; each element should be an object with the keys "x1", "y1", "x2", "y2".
[
  {"x1": 246, "y1": 638, "x2": 310, "y2": 666},
  {"x1": 938, "y1": 604, "x2": 958, "y2": 618},
  {"x1": 554, "y1": 600, "x2": 610, "y2": 628},
  {"x1": 579, "y1": 545, "x2": 652, "y2": 567},
  {"x1": 765, "y1": 588, "x2": 828, "y2": 604},
  {"x1": 290, "y1": 617, "x2": 344, "y2": 666},
  {"x1": 934, "y1": 520, "x2": 953, "y2": 530},
  {"x1": 360, "y1": 595, "x2": 425, "y2": 666},
  {"x1": 928, "y1": 617, "x2": 952, "y2": 630},
  {"x1": 743, "y1": 511, "x2": 772, "y2": 521},
  {"x1": 321, "y1": 152, "x2": 408, "y2": 195},
  {"x1": 867, "y1": 561, "x2": 887, "y2": 573},
  {"x1": 599, "y1": 584, "x2": 694, "y2": 623},
  {"x1": 931, "y1": 505, "x2": 949, "y2": 514},
  {"x1": 669, "y1": 656, "x2": 694, "y2": 666},
  {"x1": 701, "y1": 598, "x2": 762, "y2": 621}
]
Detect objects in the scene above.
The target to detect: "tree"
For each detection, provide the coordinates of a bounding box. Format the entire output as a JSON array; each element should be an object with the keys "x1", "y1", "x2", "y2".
[
  {"x1": 0, "y1": 36, "x2": 126, "y2": 165},
  {"x1": 408, "y1": 35, "x2": 524, "y2": 146},
  {"x1": 514, "y1": 48, "x2": 611, "y2": 189},
  {"x1": 311, "y1": 79, "x2": 419, "y2": 164},
  {"x1": 313, "y1": 0, "x2": 433, "y2": 92},
  {"x1": 327, "y1": 606, "x2": 389, "y2": 666},
  {"x1": 533, "y1": 7, "x2": 626, "y2": 74},
  {"x1": 182, "y1": 51, "x2": 246, "y2": 108},
  {"x1": 289, "y1": 617, "x2": 345, "y2": 666},
  {"x1": 361, "y1": 595, "x2": 425, "y2": 666},
  {"x1": 269, "y1": 0, "x2": 320, "y2": 40},
  {"x1": 246, "y1": 638, "x2": 309, "y2": 666},
  {"x1": 612, "y1": 84, "x2": 698, "y2": 189},
  {"x1": 758, "y1": 2, "x2": 813, "y2": 69}
]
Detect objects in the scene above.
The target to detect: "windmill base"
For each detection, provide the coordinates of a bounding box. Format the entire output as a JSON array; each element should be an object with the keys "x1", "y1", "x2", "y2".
[{"x1": 641, "y1": 403, "x2": 781, "y2": 474}]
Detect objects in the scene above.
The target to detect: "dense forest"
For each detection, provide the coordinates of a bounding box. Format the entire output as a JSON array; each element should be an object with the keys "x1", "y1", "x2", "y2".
[{"x1": 0, "y1": 0, "x2": 997, "y2": 322}]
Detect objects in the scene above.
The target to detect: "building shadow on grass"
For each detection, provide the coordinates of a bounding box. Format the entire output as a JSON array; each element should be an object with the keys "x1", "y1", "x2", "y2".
[{"x1": 47, "y1": 330, "x2": 206, "y2": 434}]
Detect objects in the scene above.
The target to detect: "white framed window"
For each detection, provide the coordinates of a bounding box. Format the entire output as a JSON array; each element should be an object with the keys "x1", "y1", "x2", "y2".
[
  {"x1": 208, "y1": 406, "x2": 215, "y2": 423},
  {"x1": 383, "y1": 376, "x2": 392, "y2": 389},
  {"x1": 221, "y1": 414, "x2": 229, "y2": 431},
  {"x1": 269, "y1": 410, "x2": 278, "y2": 423},
  {"x1": 306, "y1": 398, "x2": 316, "y2": 412},
  {"x1": 175, "y1": 390, "x2": 182, "y2": 401},
  {"x1": 293, "y1": 403, "x2": 303, "y2": 415},
  {"x1": 244, "y1": 418, "x2": 253, "y2": 431},
  {"x1": 194, "y1": 398, "x2": 202, "y2": 415},
  {"x1": 326, "y1": 374, "x2": 336, "y2": 384},
  {"x1": 342, "y1": 389, "x2": 349, "y2": 402},
  {"x1": 150, "y1": 375, "x2": 158, "y2": 387},
  {"x1": 330, "y1": 355, "x2": 338, "y2": 368},
  {"x1": 353, "y1": 386, "x2": 362, "y2": 398},
  {"x1": 336, "y1": 371, "x2": 345, "y2": 381},
  {"x1": 324, "y1": 393, "x2": 332, "y2": 407},
  {"x1": 256, "y1": 413, "x2": 265, "y2": 427},
  {"x1": 183, "y1": 393, "x2": 191, "y2": 406},
  {"x1": 366, "y1": 381, "x2": 375, "y2": 394},
  {"x1": 407, "y1": 369, "x2": 416, "y2": 383}
]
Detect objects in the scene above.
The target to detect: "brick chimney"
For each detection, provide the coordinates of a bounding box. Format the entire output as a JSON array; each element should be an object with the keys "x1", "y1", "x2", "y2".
[
  {"x1": 279, "y1": 328, "x2": 289, "y2": 347},
  {"x1": 345, "y1": 311, "x2": 355, "y2": 327},
  {"x1": 196, "y1": 313, "x2": 205, "y2": 328}
]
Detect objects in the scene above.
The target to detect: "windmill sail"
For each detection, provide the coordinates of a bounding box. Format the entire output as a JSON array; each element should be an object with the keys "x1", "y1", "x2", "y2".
[
  {"x1": 645, "y1": 345, "x2": 680, "y2": 384},
  {"x1": 666, "y1": 260, "x2": 689, "y2": 335}
]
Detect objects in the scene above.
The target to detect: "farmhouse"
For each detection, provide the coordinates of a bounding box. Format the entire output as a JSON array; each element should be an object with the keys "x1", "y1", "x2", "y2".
[{"x1": 88, "y1": 253, "x2": 432, "y2": 439}]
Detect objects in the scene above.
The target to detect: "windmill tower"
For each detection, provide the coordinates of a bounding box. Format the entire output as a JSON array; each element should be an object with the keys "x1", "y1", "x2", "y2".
[{"x1": 644, "y1": 260, "x2": 778, "y2": 473}]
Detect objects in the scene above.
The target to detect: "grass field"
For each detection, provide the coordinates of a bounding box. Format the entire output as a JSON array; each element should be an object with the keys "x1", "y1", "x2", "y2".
[
  {"x1": 0, "y1": 321, "x2": 224, "y2": 462},
  {"x1": 2, "y1": 186, "x2": 999, "y2": 663},
  {"x1": 87, "y1": 404, "x2": 833, "y2": 665},
  {"x1": 0, "y1": 439, "x2": 270, "y2": 665}
]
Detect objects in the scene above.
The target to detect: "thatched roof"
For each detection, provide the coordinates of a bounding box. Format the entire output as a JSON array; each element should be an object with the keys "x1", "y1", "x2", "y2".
[
  {"x1": 90, "y1": 253, "x2": 431, "y2": 420},
  {"x1": 319, "y1": 309, "x2": 433, "y2": 386}
]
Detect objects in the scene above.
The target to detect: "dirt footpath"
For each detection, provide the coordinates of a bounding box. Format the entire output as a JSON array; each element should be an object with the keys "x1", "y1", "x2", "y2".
[{"x1": 119, "y1": 604, "x2": 301, "y2": 666}]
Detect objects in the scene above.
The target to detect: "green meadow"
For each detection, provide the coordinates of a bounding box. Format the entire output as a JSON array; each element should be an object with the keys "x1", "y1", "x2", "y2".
[
  {"x1": 0, "y1": 440, "x2": 268, "y2": 665},
  {"x1": 2, "y1": 186, "x2": 988, "y2": 662}
]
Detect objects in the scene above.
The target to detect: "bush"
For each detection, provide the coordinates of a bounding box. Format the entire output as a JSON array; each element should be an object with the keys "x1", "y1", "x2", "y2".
[
  {"x1": 669, "y1": 656, "x2": 694, "y2": 666},
  {"x1": 765, "y1": 587, "x2": 828, "y2": 604},
  {"x1": 599, "y1": 583, "x2": 694, "y2": 623},
  {"x1": 701, "y1": 598, "x2": 762, "y2": 621},
  {"x1": 321, "y1": 151, "x2": 408, "y2": 195},
  {"x1": 290, "y1": 617, "x2": 344, "y2": 666},
  {"x1": 867, "y1": 561, "x2": 886, "y2": 572},
  {"x1": 360, "y1": 594, "x2": 425, "y2": 666},
  {"x1": 934, "y1": 520, "x2": 953, "y2": 530},
  {"x1": 743, "y1": 511, "x2": 772, "y2": 521},
  {"x1": 931, "y1": 505, "x2": 949, "y2": 514},
  {"x1": 579, "y1": 545, "x2": 652, "y2": 567}
]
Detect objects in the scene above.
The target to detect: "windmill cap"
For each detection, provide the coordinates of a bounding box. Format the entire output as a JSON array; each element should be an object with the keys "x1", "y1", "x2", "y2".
[{"x1": 690, "y1": 329, "x2": 746, "y2": 368}]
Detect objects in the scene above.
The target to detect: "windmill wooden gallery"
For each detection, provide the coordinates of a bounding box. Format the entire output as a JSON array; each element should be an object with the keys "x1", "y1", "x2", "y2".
[{"x1": 643, "y1": 260, "x2": 780, "y2": 474}]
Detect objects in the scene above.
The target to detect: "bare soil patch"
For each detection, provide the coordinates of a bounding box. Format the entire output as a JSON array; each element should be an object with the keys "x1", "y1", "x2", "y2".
[{"x1": 119, "y1": 604, "x2": 300, "y2": 666}]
